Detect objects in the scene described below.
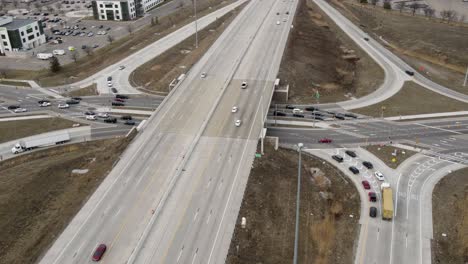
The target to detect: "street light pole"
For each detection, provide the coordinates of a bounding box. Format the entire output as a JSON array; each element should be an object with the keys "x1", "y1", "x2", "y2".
[
  {"x1": 193, "y1": 0, "x2": 198, "y2": 48},
  {"x1": 293, "y1": 142, "x2": 304, "y2": 264}
]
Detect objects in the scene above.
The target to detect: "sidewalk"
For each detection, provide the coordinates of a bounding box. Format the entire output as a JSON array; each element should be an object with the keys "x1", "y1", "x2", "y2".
[{"x1": 385, "y1": 111, "x2": 468, "y2": 121}]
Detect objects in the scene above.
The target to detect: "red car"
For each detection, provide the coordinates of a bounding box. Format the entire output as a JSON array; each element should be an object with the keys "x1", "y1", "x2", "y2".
[
  {"x1": 368, "y1": 191, "x2": 377, "y2": 202},
  {"x1": 362, "y1": 180, "x2": 370, "y2": 190},
  {"x1": 318, "y1": 138, "x2": 332, "y2": 143},
  {"x1": 92, "y1": 244, "x2": 107, "y2": 261},
  {"x1": 114, "y1": 98, "x2": 125, "y2": 102}
]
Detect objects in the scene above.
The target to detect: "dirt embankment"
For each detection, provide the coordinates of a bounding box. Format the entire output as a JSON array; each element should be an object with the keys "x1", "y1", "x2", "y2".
[
  {"x1": 0, "y1": 136, "x2": 134, "y2": 264},
  {"x1": 331, "y1": 0, "x2": 468, "y2": 94},
  {"x1": 226, "y1": 143, "x2": 360, "y2": 264},
  {"x1": 132, "y1": 2, "x2": 246, "y2": 94},
  {"x1": 431, "y1": 168, "x2": 468, "y2": 264},
  {"x1": 277, "y1": 0, "x2": 384, "y2": 104}
]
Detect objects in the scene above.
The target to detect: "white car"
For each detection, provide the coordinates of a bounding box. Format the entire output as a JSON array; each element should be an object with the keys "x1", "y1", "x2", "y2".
[
  {"x1": 374, "y1": 171, "x2": 385, "y2": 181},
  {"x1": 13, "y1": 108, "x2": 27, "y2": 113},
  {"x1": 232, "y1": 106, "x2": 238, "y2": 113},
  {"x1": 86, "y1": 115, "x2": 97, "y2": 120},
  {"x1": 235, "y1": 120, "x2": 242, "y2": 127},
  {"x1": 201, "y1": 72, "x2": 207, "y2": 78},
  {"x1": 276, "y1": 21, "x2": 280, "y2": 25},
  {"x1": 107, "y1": 81, "x2": 112, "y2": 87},
  {"x1": 292, "y1": 108, "x2": 303, "y2": 114},
  {"x1": 119, "y1": 65, "x2": 125, "y2": 70},
  {"x1": 58, "y1": 103, "x2": 69, "y2": 109},
  {"x1": 40, "y1": 102, "x2": 51, "y2": 107},
  {"x1": 241, "y1": 81, "x2": 248, "y2": 89},
  {"x1": 97, "y1": 112, "x2": 109, "y2": 118}
]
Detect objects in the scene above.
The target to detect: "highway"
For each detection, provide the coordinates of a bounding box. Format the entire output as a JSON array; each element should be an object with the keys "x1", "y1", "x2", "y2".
[{"x1": 39, "y1": 0, "x2": 298, "y2": 263}]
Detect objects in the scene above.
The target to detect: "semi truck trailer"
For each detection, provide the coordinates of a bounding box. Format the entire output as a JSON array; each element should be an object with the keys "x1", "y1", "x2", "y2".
[
  {"x1": 11, "y1": 132, "x2": 70, "y2": 154},
  {"x1": 381, "y1": 182, "x2": 394, "y2": 220}
]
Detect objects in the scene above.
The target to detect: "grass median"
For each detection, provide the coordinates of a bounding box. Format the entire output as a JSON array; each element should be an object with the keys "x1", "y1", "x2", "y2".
[
  {"x1": 353, "y1": 81, "x2": 468, "y2": 117},
  {"x1": 363, "y1": 145, "x2": 416, "y2": 169},
  {"x1": 0, "y1": 118, "x2": 81, "y2": 144}
]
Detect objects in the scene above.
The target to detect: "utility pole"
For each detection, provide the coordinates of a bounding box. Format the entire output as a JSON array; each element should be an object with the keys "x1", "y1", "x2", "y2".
[
  {"x1": 193, "y1": 0, "x2": 198, "y2": 48},
  {"x1": 463, "y1": 65, "x2": 468, "y2": 87},
  {"x1": 293, "y1": 143, "x2": 304, "y2": 264}
]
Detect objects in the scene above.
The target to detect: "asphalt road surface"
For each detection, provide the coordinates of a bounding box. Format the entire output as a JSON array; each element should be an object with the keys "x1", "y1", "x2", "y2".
[{"x1": 39, "y1": 0, "x2": 298, "y2": 263}]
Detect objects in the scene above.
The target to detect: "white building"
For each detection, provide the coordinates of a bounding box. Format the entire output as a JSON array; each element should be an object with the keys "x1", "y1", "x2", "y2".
[
  {"x1": 91, "y1": 0, "x2": 164, "y2": 21},
  {"x1": 0, "y1": 16, "x2": 46, "y2": 56}
]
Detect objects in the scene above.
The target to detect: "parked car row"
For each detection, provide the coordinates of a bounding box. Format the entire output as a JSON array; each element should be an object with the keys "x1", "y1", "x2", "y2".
[{"x1": 273, "y1": 105, "x2": 358, "y2": 121}]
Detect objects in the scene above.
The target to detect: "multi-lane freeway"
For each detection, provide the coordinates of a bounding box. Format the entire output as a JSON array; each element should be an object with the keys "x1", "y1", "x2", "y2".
[{"x1": 39, "y1": 0, "x2": 298, "y2": 263}]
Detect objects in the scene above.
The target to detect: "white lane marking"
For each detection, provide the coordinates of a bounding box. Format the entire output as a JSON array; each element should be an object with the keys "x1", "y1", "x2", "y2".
[
  {"x1": 114, "y1": 208, "x2": 122, "y2": 217},
  {"x1": 206, "y1": 210, "x2": 212, "y2": 224},
  {"x1": 191, "y1": 248, "x2": 198, "y2": 264},
  {"x1": 193, "y1": 208, "x2": 199, "y2": 221},
  {"x1": 176, "y1": 247, "x2": 184, "y2": 263},
  {"x1": 415, "y1": 123, "x2": 462, "y2": 135}
]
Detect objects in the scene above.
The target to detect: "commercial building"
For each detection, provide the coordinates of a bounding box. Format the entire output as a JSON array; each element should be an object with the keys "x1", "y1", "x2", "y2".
[
  {"x1": 91, "y1": 0, "x2": 164, "y2": 21},
  {"x1": 0, "y1": 16, "x2": 46, "y2": 56}
]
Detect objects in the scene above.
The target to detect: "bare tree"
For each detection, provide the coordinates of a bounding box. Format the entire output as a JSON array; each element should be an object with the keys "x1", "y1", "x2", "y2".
[
  {"x1": 394, "y1": 2, "x2": 405, "y2": 13},
  {"x1": 83, "y1": 46, "x2": 93, "y2": 56},
  {"x1": 423, "y1": 7, "x2": 435, "y2": 18},
  {"x1": 459, "y1": 14, "x2": 466, "y2": 23},
  {"x1": 408, "y1": 3, "x2": 421, "y2": 16},
  {"x1": 70, "y1": 51, "x2": 79, "y2": 62},
  {"x1": 55, "y1": 2, "x2": 62, "y2": 10},
  {"x1": 33, "y1": 2, "x2": 40, "y2": 10},
  {"x1": 441, "y1": 10, "x2": 458, "y2": 23},
  {"x1": 370, "y1": 0, "x2": 377, "y2": 5},
  {"x1": 12, "y1": 0, "x2": 19, "y2": 8},
  {"x1": 107, "y1": 34, "x2": 114, "y2": 43}
]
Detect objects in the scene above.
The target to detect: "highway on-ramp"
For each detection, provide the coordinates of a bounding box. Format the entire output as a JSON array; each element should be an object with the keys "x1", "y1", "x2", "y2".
[{"x1": 39, "y1": 0, "x2": 298, "y2": 263}]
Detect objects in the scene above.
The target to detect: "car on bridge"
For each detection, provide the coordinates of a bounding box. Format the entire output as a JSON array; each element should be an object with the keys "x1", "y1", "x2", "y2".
[
  {"x1": 241, "y1": 81, "x2": 248, "y2": 89},
  {"x1": 232, "y1": 106, "x2": 238, "y2": 113},
  {"x1": 318, "y1": 138, "x2": 332, "y2": 143}
]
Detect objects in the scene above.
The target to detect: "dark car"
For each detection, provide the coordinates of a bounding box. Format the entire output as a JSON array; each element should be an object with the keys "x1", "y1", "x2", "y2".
[
  {"x1": 84, "y1": 111, "x2": 95, "y2": 116},
  {"x1": 345, "y1": 150, "x2": 357, "y2": 158},
  {"x1": 111, "y1": 88, "x2": 118, "y2": 93},
  {"x1": 81, "y1": 45, "x2": 87, "y2": 49},
  {"x1": 124, "y1": 120, "x2": 136, "y2": 126},
  {"x1": 111, "y1": 101, "x2": 124, "y2": 106},
  {"x1": 349, "y1": 166, "x2": 359, "y2": 174},
  {"x1": 273, "y1": 111, "x2": 286, "y2": 116},
  {"x1": 66, "y1": 99, "x2": 80, "y2": 104},
  {"x1": 72, "y1": 97, "x2": 82, "y2": 101},
  {"x1": 405, "y1": 70, "x2": 414, "y2": 76},
  {"x1": 364, "y1": 37, "x2": 369, "y2": 41},
  {"x1": 369, "y1": 192, "x2": 377, "y2": 202},
  {"x1": 313, "y1": 116, "x2": 325, "y2": 121},
  {"x1": 332, "y1": 155, "x2": 343, "y2": 163},
  {"x1": 344, "y1": 113, "x2": 357, "y2": 118},
  {"x1": 107, "y1": 76, "x2": 112, "y2": 82},
  {"x1": 92, "y1": 244, "x2": 107, "y2": 261},
  {"x1": 363, "y1": 161, "x2": 373, "y2": 169},
  {"x1": 120, "y1": 115, "x2": 132, "y2": 120},
  {"x1": 335, "y1": 114, "x2": 346, "y2": 120},
  {"x1": 286, "y1": 11, "x2": 289, "y2": 14},
  {"x1": 104, "y1": 117, "x2": 117, "y2": 123},
  {"x1": 114, "y1": 98, "x2": 125, "y2": 102},
  {"x1": 7, "y1": 105, "x2": 20, "y2": 110},
  {"x1": 305, "y1": 106, "x2": 317, "y2": 112},
  {"x1": 38, "y1": 99, "x2": 50, "y2": 104},
  {"x1": 115, "y1": 94, "x2": 129, "y2": 99},
  {"x1": 369, "y1": 207, "x2": 377, "y2": 218},
  {"x1": 285, "y1": 105, "x2": 295, "y2": 109},
  {"x1": 293, "y1": 113, "x2": 304, "y2": 118},
  {"x1": 318, "y1": 138, "x2": 332, "y2": 143}
]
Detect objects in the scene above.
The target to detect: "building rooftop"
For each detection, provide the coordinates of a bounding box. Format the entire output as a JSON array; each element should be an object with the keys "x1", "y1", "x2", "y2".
[{"x1": 0, "y1": 17, "x2": 36, "y2": 30}]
